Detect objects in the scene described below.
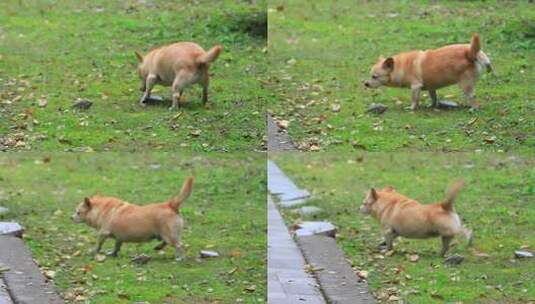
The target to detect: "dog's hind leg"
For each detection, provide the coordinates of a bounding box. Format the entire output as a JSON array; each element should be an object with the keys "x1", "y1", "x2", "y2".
[
  {"x1": 171, "y1": 71, "x2": 191, "y2": 110},
  {"x1": 107, "y1": 240, "x2": 122, "y2": 257},
  {"x1": 161, "y1": 234, "x2": 185, "y2": 261},
  {"x1": 459, "y1": 77, "x2": 479, "y2": 110},
  {"x1": 154, "y1": 241, "x2": 167, "y2": 251},
  {"x1": 139, "y1": 74, "x2": 157, "y2": 106},
  {"x1": 440, "y1": 235, "x2": 453, "y2": 257},
  {"x1": 462, "y1": 227, "x2": 473, "y2": 246},
  {"x1": 201, "y1": 72, "x2": 209, "y2": 105}
]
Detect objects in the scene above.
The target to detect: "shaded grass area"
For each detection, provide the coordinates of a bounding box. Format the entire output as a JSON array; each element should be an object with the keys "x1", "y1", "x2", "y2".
[
  {"x1": 267, "y1": 0, "x2": 535, "y2": 152},
  {"x1": 273, "y1": 152, "x2": 535, "y2": 303},
  {"x1": 0, "y1": 153, "x2": 266, "y2": 303},
  {"x1": 0, "y1": 0, "x2": 267, "y2": 151}
]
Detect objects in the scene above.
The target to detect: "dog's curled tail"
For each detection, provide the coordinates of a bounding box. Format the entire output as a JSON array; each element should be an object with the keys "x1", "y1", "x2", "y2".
[
  {"x1": 197, "y1": 45, "x2": 223, "y2": 64},
  {"x1": 467, "y1": 33, "x2": 481, "y2": 61},
  {"x1": 441, "y1": 179, "x2": 464, "y2": 211},
  {"x1": 169, "y1": 176, "x2": 194, "y2": 211}
]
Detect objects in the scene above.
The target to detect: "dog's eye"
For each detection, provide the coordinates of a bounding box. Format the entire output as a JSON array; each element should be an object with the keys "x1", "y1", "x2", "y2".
[{"x1": 372, "y1": 75, "x2": 378, "y2": 79}]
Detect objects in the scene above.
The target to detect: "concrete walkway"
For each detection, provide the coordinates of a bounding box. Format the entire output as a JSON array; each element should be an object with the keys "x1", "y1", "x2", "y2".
[
  {"x1": 0, "y1": 218, "x2": 63, "y2": 304},
  {"x1": 268, "y1": 160, "x2": 375, "y2": 304},
  {"x1": 268, "y1": 160, "x2": 309, "y2": 204},
  {"x1": 297, "y1": 236, "x2": 375, "y2": 303},
  {"x1": 268, "y1": 196, "x2": 326, "y2": 304},
  {"x1": 0, "y1": 236, "x2": 63, "y2": 304}
]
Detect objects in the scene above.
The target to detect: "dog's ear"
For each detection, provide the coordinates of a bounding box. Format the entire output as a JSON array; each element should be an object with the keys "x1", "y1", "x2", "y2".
[
  {"x1": 84, "y1": 197, "x2": 92, "y2": 208},
  {"x1": 135, "y1": 51, "x2": 144, "y2": 63},
  {"x1": 382, "y1": 57, "x2": 394, "y2": 71},
  {"x1": 369, "y1": 188, "x2": 378, "y2": 201},
  {"x1": 383, "y1": 186, "x2": 394, "y2": 192}
]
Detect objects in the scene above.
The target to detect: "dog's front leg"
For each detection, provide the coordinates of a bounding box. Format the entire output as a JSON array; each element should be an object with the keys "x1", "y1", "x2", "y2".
[
  {"x1": 384, "y1": 229, "x2": 399, "y2": 250},
  {"x1": 94, "y1": 234, "x2": 108, "y2": 254},
  {"x1": 139, "y1": 74, "x2": 157, "y2": 106},
  {"x1": 429, "y1": 90, "x2": 438, "y2": 108},
  {"x1": 410, "y1": 84, "x2": 422, "y2": 110}
]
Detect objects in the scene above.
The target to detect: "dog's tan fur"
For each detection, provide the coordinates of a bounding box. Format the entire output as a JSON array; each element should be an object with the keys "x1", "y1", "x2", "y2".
[
  {"x1": 364, "y1": 33, "x2": 492, "y2": 110},
  {"x1": 135, "y1": 42, "x2": 222, "y2": 109},
  {"x1": 72, "y1": 177, "x2": 193, "y2": 259},
  {"x1": 359, "y1": 180, "x2": 472, "y2": 256}
]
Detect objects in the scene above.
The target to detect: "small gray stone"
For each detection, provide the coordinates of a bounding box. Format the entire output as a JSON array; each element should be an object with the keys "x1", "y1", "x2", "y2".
[
  {"x1": 279, "y1": 198, "x2": 308, "y2": 208},
  {"x1": 149, "y1": 163, "x2": 161, "y2": 170},
  {"x1": 295, "y1": 221, "x2": 336, "y2": 238},
  {"x1": 144, "y1": 95, "x2": 164, "y2": 103},
  {"x1": 200, "y1": 250, "x2": 220, "y2": 258},
  {"x1": 0, "y1": 222, "x2": 23, "y2": 237},
  {"x1": 437, "y1": 100, "x2": 459, "y2": 109},
  {"x1": 444, "y1": 254, "x2": 464, "y2": 265},
  {"x1": 0, "y1": 207, "x2": 9, "y2": 215},
  {"x1": 294, "y1": 206, "x2": 323, "y2": 216},
  {"x1": 367, "y1": 103, "x2": 387, "y2": 114},
  {"x1": 514, "y1": 250, "x2": 534, "y2": 259},
  {"x1": 131, "y1": 254, "x2": 151, "y2": 265},
  {"x1": 72, "y1": 99, "x2": 93, "y2": 110}
]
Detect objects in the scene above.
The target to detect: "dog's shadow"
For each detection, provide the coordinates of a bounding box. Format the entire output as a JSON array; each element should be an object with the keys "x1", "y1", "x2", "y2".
[{"x1": 142, "y1": 95, "x2": 208, "y2": 111}]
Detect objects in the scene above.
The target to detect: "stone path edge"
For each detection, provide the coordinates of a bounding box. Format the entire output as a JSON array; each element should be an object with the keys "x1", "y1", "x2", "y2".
[
  {"x1": 268, "y1": 195, "x2": 326, "y2": 304},
  {"x1": 268, "y1": 160, "x2": 375, "y2": 304},
  {"x1": 0, "y1": 235, "x2": 64, "y2": 304}
]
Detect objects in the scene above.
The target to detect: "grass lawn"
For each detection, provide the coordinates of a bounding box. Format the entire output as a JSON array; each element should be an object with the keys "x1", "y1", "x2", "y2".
[
  {"x1": 267, "y1": 0, "x2": 534, "y2": 152},
  {"x1": 0, "y1": 0, "x2": 267, "y2": 152},
  {"x1": 272, "y1": 152, "x2": 535, "y2": 303},
  {"x1": 0, "y1": 153, "x2": 266, "y2": 303}
]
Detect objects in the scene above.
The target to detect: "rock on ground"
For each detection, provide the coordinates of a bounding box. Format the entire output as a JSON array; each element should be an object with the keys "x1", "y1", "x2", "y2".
[
  {"x1": 0, "y1": 222, "x2": 23, "y2": 238},
  {"x1": 295, "y1": 221, "x2": 336, "y2": 238}
]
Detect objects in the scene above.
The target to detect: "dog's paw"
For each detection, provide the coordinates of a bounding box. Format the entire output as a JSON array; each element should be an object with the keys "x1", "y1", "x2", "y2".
[
  {"x1": 175, "y1": 256, "x2": 185, "y2": 262},
  {"x1": 377, "y1": 241, "x2": 388, "y2": 250}
]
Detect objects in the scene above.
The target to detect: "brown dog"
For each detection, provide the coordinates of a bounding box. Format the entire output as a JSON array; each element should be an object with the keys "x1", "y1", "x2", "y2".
[
  {"x1": 72, "y1": 177, "x2": 193, "y2": 260},
  {"x1": 364, "y1": 33, "x2": 493, "y2": 110},
  {"x1": 135, "y1": 42, "x2": 222, "y2": 109},
  {"x1": 359, "y1": 180, "x2": 472, "y2": 256}
]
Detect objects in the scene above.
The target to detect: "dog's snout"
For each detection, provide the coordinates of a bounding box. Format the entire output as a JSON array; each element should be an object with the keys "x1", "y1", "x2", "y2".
[{"x1": 364, "y1": 81, "x2": 370, "y2": 88}]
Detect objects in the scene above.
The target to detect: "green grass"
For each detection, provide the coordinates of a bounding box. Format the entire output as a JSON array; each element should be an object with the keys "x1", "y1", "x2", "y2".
[
  {"x1": 0, "y1": 0, "x2": 267, "y2": 152},
  {"x1": 267, "y1": 0, "x2": 535, "y2": 152},
  {"x1": 0, "y1": 153, "x2": 266, "y2": 303},
  {"x1": 272, "y1": 152, "x2": 535, "y2": 303}
]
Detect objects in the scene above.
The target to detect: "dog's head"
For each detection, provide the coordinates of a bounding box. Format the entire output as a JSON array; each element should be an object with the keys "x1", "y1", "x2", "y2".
[
  {"x1": 364, "y1": 57, "x2": 394, "y2": 88},
  {"x1": 71, "y1": 197, "x2": 92, "y2": 223},
  {"x1": 135, "y1": 51, "x2": 147, "y2": 91},
  {"x1": 359, "y1": 188, "x2": 379, "y2": 215}
]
